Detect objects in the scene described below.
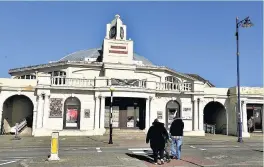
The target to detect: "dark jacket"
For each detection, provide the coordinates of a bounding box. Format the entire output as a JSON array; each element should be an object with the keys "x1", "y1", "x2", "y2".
[
  {"x1": 170, "y1": 119, "x2": 184, "y2": 136},
  {"x1": 146, "y1": 121, "x2": 169, "y2": 149}
]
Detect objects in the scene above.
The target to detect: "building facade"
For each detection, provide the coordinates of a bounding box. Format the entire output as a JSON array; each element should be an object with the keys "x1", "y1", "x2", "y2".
[{"x1": 0, "y1": 15, "x2": 263, "y2": 137}]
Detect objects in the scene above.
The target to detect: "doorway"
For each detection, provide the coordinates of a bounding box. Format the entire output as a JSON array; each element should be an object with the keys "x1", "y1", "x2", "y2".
[
  {"x1": 105, "y1": 97, "x2": 146, "y2": 130},
  {"x1": 63, "y1": 97, "x2": 81, "y2": 129},
  {"x1": 247, "y1": 104, "x2": 263, "y2": 132},
  {"x1": 165, "y1": 100, "x2": 181, "y2": 129}
]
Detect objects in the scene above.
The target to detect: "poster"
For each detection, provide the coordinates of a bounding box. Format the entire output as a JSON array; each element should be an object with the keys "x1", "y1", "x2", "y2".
[
  {"x1": 104, "y1": 107, "x2": 110, "y2": 128},
  {"x1": 112, "y1": 106, "x2": 119, "y2": 127},
  {"x1": 104, "y1": 106, "x2": 119, "y2": 128},
  {"x1": 66, "y1": 108, "x2": 78, "y2": 127},
  {"x1": 182, "y1": 107, "x2": 192, "y2": 120}
]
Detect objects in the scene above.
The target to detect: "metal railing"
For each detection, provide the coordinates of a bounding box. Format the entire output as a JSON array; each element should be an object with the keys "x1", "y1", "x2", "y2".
[
  {"x1": 218, "y1": 124, "x2": 227, "y2": 135},
  {"x1": 10, "y1": 119, "x2": 27, "y2": 133},
  {"x1": 204, "y1": 123, "x2": 216, "y2": 134}
]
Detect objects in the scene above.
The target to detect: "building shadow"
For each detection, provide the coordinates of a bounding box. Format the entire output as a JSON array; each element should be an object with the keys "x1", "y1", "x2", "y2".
[{"x1": 126, "y1": 153, "x2": 154, "y2": 163}]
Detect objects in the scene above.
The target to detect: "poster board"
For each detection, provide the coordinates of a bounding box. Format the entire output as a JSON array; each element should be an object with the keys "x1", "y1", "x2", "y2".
[
  {"x1": 182, "y1": 107, "x2": 192, "y2": 120},
  {"x1": 66, "y1": 108, "x2": 78, "y2": 128},
  {"x1": 104, "y1": 106, "x2": 119, "y2": 128}
]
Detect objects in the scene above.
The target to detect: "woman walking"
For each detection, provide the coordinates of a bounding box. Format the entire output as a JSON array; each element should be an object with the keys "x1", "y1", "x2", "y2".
[{"x1": 146, "y1": 119, "x2": 169, "y2": 165}]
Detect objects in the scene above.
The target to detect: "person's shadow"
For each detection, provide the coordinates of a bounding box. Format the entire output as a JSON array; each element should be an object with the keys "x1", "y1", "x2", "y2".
[{"x1": 126, "y1": 152, "x2": 154, "y2": 163}]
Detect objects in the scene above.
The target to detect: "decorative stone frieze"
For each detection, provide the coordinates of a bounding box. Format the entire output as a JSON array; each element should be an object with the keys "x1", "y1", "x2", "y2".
[{"x1": 49, "y1": 98, "x2": 63, "y2": 118}]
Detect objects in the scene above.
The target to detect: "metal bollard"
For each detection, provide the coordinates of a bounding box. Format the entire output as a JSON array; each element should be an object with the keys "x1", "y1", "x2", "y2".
[
  {"x1": 13, "y1": 123, "x2": 21, "y2": 140},
  {"x1": 48, "y1": 132, "x2": 60, "y2": 161}
]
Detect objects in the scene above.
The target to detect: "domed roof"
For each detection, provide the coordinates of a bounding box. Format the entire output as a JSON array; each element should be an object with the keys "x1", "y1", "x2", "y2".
[{"x1": 59, "y1": 48, "x2": 154, "y2": 65}]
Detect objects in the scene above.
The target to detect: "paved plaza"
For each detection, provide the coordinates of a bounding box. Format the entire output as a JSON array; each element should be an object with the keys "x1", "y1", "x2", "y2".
[{"x1": 0, "y1": 134, "x2": 262, "y2": 167}]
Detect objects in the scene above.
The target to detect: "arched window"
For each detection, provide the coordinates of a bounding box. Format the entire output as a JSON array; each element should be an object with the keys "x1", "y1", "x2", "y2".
[
  {"x1": 165, "y1": 100, "x2": 181, "y2": 129},
  {"x1": 49, "y1": 71, "x2": 66, "y2": 85},
  {"x1": 63, "y1": 97, "x2": 81, "y2": 129},
  {"x1": 165, "y1": 76, "x2": 181, "y2": 90}
]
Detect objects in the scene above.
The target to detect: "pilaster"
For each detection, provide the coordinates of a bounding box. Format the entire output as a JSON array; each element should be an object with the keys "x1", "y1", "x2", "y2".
[
  {"x1": 36, "y1": 93, "x2": 44, "y2": 129},
  {"x1": 42, "y1": 94, "x2": 50, "y2": 128},
  {"x1": 100, "y1": 96, "x2": 106, "y2": 129},
  {"x1": 94, "y1": 96, "x2": 100, "y2": 130},
  {"x1": 145, "y1": 97, "x2": 150, "y2": 131},
  {"x1": 198, "y1": 98, "x2": 204, "y2": 131},
  {"x1": 241, "y1": 100, "x2": 248, "y2": 133},
  {"x1": 192, "y1": 99, "x2": 198, "y2": 131},
  {"x1": 0, "y1": 103, "x2": 3, "y2": 134}
]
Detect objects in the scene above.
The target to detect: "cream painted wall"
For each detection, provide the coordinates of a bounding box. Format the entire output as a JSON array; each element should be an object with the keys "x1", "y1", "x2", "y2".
[
  {"x1": 215, "y1": 107, "x2": 227, "y2": 134},
  {"x1": 71, "y1": 67, "x2": 101, "y2": 78},
  {"x1": 43, "y1": 90, "x2": 95, "y2": 131},
  {"x1": 151, "y1": 94, "x2": 193, "y2": 131}
]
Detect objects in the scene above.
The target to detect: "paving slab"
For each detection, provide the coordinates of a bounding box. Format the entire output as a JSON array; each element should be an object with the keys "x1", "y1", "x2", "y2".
[{"x1": 19, "y1": 153, "x2": 148, "y2": 167}]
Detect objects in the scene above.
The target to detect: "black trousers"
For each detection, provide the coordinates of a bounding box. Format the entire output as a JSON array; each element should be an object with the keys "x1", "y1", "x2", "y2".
[{"x1": 152, "y1": 147, "x2": 164, "y2": 163}]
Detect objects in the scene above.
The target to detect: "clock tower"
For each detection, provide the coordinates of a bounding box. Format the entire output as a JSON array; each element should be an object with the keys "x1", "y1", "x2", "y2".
[{"x1": 102, "y1": 14, "x2": 134, "y2": 64}]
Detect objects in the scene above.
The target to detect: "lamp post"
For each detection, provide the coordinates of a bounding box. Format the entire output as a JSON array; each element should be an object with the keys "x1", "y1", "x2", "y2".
[
  {"x1": 235, "y1": 16, "x2": 253, "y2": 143},
  {"x1": 108, "y1": 86, "x2": 114, "y2": 144}
]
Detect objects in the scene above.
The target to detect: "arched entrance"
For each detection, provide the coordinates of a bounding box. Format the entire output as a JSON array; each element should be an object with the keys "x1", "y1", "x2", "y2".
[
  {"x1": 166, "y1": 100, "x2": 180, "y2": 129},
  {"x1": 1, "y1": 95, "x2": 33, "y2": 135},
  {"x1": 204, "y1": 101, "x2": 226, "y2": 134},
  {"x1": 63, "y1": 97, "x2": 81, "y2": 129}
]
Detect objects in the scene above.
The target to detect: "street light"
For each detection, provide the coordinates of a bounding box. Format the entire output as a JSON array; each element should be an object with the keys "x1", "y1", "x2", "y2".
[
  {"x1": 235, "y1": 16, "x2": 253, "y2": 143},
  {"x1": 108, "y1": 86, "x2": 114, "y2": 144}
]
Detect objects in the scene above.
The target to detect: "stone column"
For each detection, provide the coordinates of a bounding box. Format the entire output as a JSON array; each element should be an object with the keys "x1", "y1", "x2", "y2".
[
  {"x1": 145, "y1": 98, "x2": 150, "y2": 130},
  {"x1": 241, "y1": 100, "x2": 247, "y2": 132},
  {"x1": 94, "y1": 96, "x2": 100, "y2": 130},
  {"x1": 149, "y1": 97, "x2": 153, "y2": 126},
  {"x1": 192, "y1": 100, "x2": 198, "y2": 131},
  {"x1": 42, "y1": 95, "x2": 50, "y2": 128},
  {"x1": 198, "y1": 99, "x2": 204, "y2": 131},
  {"x1": 0, "y1": 103, "x2": 3, "y2": 134},
  {"x1": 100, "y1": 96, "x2": 105, "y2": 129},
  {"x1": 36, "y1": 94, "x2": 44, "y2": 129},
  {"x1": 32, "y1": 100, "x2": 38, "y2": 135}
]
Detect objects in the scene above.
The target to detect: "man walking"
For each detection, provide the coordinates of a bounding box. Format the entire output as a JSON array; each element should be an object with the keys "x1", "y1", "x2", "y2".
[
  {"x1": 146, "y1": 119, "x2": 168, "y2": 165},
  {"x1": 170, "y1": 117, "x2": 184, "y2": 160}
]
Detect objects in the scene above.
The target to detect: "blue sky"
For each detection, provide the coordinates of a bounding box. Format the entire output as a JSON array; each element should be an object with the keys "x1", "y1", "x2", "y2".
[{"x1": 0, "y1": 1, "x2": 262, "y2": 87}]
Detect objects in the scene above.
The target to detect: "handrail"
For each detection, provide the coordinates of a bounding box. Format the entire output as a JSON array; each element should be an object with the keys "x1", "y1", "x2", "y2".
[
  {"x1": 219, "y1": 124, "x2": 227, "y2": 134},
  {"x1": 10, "y1": 118, "x2": 27, "y2": 133},
  {"x1": 204, "y1": 123, "x2": 216, "y2": 134}
]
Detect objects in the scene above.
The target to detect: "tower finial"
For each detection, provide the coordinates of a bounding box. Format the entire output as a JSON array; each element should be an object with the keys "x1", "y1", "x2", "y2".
[{"x1": 115, "y1": 14, "x2": 120, "y2": 19}]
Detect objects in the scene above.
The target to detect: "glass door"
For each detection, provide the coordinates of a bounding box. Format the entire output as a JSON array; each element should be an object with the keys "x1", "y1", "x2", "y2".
[
  {"x1": 126, "y1": 107, "x2": 135, "y2": 128},
  {"x1": 253, "y1": 107, "x2": 262, "y2": 131}
]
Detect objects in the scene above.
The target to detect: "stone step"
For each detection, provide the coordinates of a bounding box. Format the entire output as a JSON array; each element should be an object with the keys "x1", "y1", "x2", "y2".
[{"x1": 104, "y1": 129, "x2": 146, "y2": 136}]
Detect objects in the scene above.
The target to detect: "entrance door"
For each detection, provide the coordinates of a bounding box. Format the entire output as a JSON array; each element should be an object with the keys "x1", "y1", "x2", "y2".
[
  {"x1": 119, "y1": 110, "x2": 127, "y2": 128},
  {"x1": 166, "y1": 100, "x2": 180, "y2": 129},
  {"x1": 253, "y1": 108, "x2": 262, "y2": 131}
]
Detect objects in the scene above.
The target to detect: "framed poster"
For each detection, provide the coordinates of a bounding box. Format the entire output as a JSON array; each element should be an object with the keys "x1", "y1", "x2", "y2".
[
  {"x1": 49, "y1": 98, "x2": 63, "y2": 118},
  {"x1": 84, "y1": 109, "x2": 90, "y2": 118},
  {"x1": 104, "y1": 106, "x2": 110, "y2": 128},
  {"x1": 182, "y1": 107, "x2": 192, "y2": 120},
  {"x1": 112, "y1": 106, "x2": 119, "y2": 127},
  {"x1": 66, "y1": 108, "x2": 78, "y2": 128},
  {"x1": 104, "y1": 106, "x2": 119, "y2": 128}
]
